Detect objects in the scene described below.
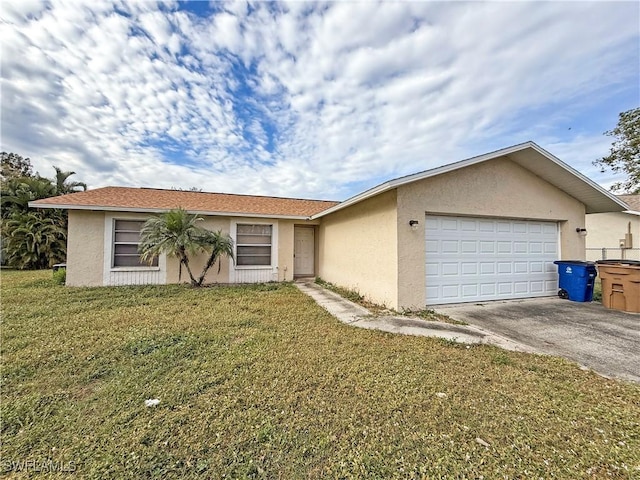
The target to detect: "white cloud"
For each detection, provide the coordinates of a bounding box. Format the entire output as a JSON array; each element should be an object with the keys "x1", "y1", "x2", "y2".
[{"x1": 0, "y1": 1, "x2": 638, "y2": 199}]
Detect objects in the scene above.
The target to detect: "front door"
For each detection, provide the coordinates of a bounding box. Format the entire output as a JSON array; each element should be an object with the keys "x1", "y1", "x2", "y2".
[{"x1": 294, "y1": 227, "x2": 315, "y2": 277}]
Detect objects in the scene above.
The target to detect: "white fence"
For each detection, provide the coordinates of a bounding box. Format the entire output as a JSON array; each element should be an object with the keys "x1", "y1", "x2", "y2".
[{"x1": 586, "y1": 248, "x2": 640, "y2": 262}]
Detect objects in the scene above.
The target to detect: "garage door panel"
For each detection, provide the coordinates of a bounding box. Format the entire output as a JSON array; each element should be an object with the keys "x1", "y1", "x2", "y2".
[
  {"x1": 530, "y1": 262, "x2": 543, "y2": 273},
  {"x1": 461, "y1": 220, "x2": 477, "y2": 231},
  {"x1": 513, "y1": 222, "x2": 527, "y2": 233},
  {"x1": 497, "y1": 242, "x2": 512, "y2": 253},
  {"x1": 514, "y1": 262, "x2": 528, "y2": 273},
  {"x1": 528, "y1": 223, "x2": 542, "y2": 234},
  {"x1": 461, "y1": 262, "x2": 478, "y2": 275},
  {"x1": 425, "y1": 240, "x2": 439, "y2": 253},
  {"x1": 480, "y1": 283, "x2": 496, "y2": 296},
  {"x1": 480, "y1": 262, "x2": 495, "y2": 274},
  {"x1": 442, "y1": 263, "x2": 459, "y2": 275},
  {"x1": 530, "y1": 281, "x2": 544, "y2": 293},
  {"x1": 426, "y1": 215, "x2": 558, "y2": 305},
  {"x1": 514, "y1": 242, "x2": 527, "y2": 253},
  {"x1": 442, "y1": 219, "x2": 458, "y2": 230},
  {"x1": 442, "y1": 285, "x2": 460, "y2": 298},
  {"x1": 461, "y1": 241, "x2": 477, "y2": 253},
  {"x1": 461, "y1": 284, "x2": 479, "y2": 297},
  {"x1": 442, "y1": 241, "x2": 459, "y2": 253},
  {"x1": 425, "y1": 263, "x2": 439, "y2": 276}
]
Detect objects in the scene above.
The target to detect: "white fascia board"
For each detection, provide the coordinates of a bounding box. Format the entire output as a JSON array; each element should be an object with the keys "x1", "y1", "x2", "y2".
[
  {"x1": 28, "y1": 202, "x2": 311, "y2": 220},
  {"x1": 525, "y1": 143, "x2": 629, "y2": 211}
]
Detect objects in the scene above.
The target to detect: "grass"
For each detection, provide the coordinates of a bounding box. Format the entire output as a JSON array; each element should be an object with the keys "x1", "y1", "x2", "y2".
[
  {"x1": 314, "y1": 277, "x2": 463, "y2": 324},
  {"x1": 593, "y1": 277, "x2": 603, "y2": 303},
  {"x1": 1, "y1": 270, "x2": 639, "y2": 479}
]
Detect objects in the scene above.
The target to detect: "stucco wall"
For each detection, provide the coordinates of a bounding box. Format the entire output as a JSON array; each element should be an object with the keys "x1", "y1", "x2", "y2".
[
  {"x1": 66, "y1": 210, "x2": 105, "y2": 286},
  {"x1": 586, "y1": 212, "x2": 640, "y2": 248},
  {"x1": 585, "y1": 212, "x2": 640, "y2": 260},
  {"x1": 318, "y1": 189, "x2": 398, "y2": 308},
  {"x1": 165, "y1": 216, "x2": 232, "y2": 284},
  {"x1": 65, "y1": 211, "x2": 310, "y2": 287},
  {"x1": 396, "y1": 156, "x2": 586, "y2": 308},
  {"x1": 278, "y1": 220, "x2": 295, "y2": 282}
]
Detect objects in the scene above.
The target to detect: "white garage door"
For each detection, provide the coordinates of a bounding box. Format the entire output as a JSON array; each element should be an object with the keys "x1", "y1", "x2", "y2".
[{"x1": 425, "y1": 215, "x2": 558, "y2": 305}]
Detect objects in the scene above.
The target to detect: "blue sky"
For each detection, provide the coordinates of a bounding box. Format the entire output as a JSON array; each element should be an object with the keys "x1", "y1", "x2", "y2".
[{"x1": 1, "y1": 1, "x2": 638, "y2": 201}]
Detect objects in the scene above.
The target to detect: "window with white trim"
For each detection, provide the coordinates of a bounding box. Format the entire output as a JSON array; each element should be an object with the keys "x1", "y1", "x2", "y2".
[
  {"x1": 236, "y1": 224, "x2": 272, "y2": 266},
  {"x1": 113, "y1": 220, "x2": 158, "y2": 268}
]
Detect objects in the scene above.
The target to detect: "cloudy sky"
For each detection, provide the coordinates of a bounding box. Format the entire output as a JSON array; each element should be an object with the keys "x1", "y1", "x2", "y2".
[{"x1": 1, "y1": 1, "x2": 638, "y2": 200}]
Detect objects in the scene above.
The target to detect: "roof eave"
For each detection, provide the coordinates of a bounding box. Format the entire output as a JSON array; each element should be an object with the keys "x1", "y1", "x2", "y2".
[
  {"x1": 28, "y1": 202, "x2": 314, "y2": 220},
  {"x1": 523, "y1": 143, "x2": 628, "y2": 214}
]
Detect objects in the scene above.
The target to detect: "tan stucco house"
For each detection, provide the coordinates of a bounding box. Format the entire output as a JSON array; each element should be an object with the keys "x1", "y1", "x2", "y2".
[
  {"x1": 31, "y1": 142, "x2": 626, "y2": 309},
  {"x1": 585, "y1": 194, "x2": 640, "y2": 261}
]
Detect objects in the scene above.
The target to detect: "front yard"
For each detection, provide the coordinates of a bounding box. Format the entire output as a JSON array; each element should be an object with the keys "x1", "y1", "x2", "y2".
[{"x1": 1, "y1": 270, "x2": 639, "y2": 478}]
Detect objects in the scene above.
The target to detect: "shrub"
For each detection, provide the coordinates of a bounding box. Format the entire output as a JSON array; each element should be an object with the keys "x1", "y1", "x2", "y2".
[{"x1": 52, "y1": 267, "x2": 66, "y2": 285}]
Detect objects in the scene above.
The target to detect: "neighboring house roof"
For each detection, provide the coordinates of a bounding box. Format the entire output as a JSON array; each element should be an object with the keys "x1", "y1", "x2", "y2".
[
  {"x1": 30, "y1": 186, "x2": 339, "y2": 219},
  {"x1": 617, "y1": 194, "x2": 640, "y2": 215},
  {"x1": 312, "y1": 141, "x2": 628, "y2": 218}
]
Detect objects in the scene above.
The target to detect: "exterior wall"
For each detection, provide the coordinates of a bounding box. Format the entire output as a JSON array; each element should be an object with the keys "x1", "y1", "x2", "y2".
[
  {"x1": 167, "y1": 217, "x2": 319, "y2": 284},
  {"x1": 165, "y1": 216, "x2": 231, "y2": 285},
  {"x1": 66, "y1": 210, "x2": 105, "y2": 286},
  {"x1": 318, "y1": 189, "x2": 398, "y2": 308},
  {"x1": 278, "y1": 220, "x2": 295, "y2": 281},
  {"x1": 585, "y1": 212, "x2": 640, "y2": 261},
  {"x1": 396, "y1": 156, "x2": 586, "y2": 308},
  {"x1": 66, "y1": 211, "x2": 305, "y2": 287}
]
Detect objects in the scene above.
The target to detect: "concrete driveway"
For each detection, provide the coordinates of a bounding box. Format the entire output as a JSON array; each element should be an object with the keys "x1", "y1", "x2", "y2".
[{"x1": 435, "y1": 297, "x2": 640, "y2": 383}]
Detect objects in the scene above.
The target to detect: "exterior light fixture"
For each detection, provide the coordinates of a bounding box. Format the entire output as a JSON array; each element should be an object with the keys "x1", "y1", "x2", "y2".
[
  {"x1": 576, "y1": 228, "x2": 587, "y2": 236},
  {"x1": 409, "y1": 220, "x2": 420, "y2": 230}
]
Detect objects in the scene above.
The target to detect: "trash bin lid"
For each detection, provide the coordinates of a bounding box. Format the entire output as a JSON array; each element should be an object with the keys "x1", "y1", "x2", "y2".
[
  {"x1": 553, "y1": 260, "x2": 596, "y2": 266},
  {"x1": 595, "y1": 259, "x2": 640, "y2": 266}
]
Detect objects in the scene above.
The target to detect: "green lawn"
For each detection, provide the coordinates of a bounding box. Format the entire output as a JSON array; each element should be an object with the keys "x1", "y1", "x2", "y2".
[{"x1": 1, "y1": 271, "x2": 639, "y2": 479}]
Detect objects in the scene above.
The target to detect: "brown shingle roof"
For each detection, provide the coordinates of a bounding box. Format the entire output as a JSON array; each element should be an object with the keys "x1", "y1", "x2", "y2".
[
  {"x1": 617, "y1": 194, "x2": 640, "y2": 212},
  {"x1": 31, "y1": 187, "x2": 340, "y2": 218}
]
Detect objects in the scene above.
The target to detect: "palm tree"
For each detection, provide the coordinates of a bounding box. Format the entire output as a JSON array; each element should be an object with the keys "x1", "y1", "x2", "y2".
[
  {"x1": 2, "y1": 211, "x2": 66, "y2": 269},
  {"x1": 53, "y1": 166, "x2": 87, "y2": 195},
  {"x1": 1, "y1": 177, "x2": 57, "y2": 218},
  {"x1": 139, "y1": 209, "x2": 234, "y2": 287}
]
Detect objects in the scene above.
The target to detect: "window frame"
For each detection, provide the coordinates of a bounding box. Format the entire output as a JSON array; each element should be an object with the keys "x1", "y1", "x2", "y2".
[
  {"x1": 111, "y1": 218, "x2": 159, "y2": 270},
  {"x1": 233, "y1": 221, "x2": 275, "y2": 269}
]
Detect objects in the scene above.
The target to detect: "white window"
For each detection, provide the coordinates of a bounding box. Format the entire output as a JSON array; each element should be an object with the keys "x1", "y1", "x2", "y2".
[
  {"x1": 113, "y1": 220, "x2": 158, "y2": 268},
  {"x1": 236, "y1": 224, "x2": 272, "y2": 266}
]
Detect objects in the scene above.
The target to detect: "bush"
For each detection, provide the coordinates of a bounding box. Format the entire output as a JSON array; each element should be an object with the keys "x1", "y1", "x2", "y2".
[{"x1": 52, "y1": 268, "x2": 66, "y2": 285}]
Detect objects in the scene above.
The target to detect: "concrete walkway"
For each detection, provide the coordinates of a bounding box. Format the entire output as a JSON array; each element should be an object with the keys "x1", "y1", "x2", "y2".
[{"x1": 295, "y1": 281, "x2": 532, "y2": 352}]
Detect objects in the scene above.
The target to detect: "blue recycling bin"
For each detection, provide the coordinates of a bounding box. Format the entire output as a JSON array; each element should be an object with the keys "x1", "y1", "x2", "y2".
[{"x1": 553, "y1": 261, "x2": 597, "y2": 302}]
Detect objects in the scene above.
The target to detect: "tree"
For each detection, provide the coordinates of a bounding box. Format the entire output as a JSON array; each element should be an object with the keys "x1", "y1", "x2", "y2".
[
  {"x1": 138, "y1": 209, "x2": 234, "y2": 287},
  {"x1": 53, "y1": 166, "x2": 87, "y2": 194},
  {"x1": 2, "y1": 211, "x2": 67, "y2": 269},
  {"x1": 1, "y1": 176, "x2": 57, "y2": 219},
  {"x1": 1, "y1": 152, "x2": 33, "y2": 180},
  {"x1": 0, "y1": 155, "x2": 87, "y2": 269},
  {"x1": 593, "y1": 107, "x2": 640, "y2": 193}
]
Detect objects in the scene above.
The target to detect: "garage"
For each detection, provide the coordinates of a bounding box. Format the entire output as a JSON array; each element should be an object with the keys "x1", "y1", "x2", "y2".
[
  {"x1": 425, "y1": 215, "x2": 559, "y2": 305},
  {"x1": 314, "y1": 142, "x2": 627, "y2": 310}
]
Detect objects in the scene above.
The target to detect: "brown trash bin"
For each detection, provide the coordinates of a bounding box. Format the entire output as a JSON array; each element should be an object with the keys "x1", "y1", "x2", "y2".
[{"x1": 595, "y1": 261, "x2": 640, "y2": 313}]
